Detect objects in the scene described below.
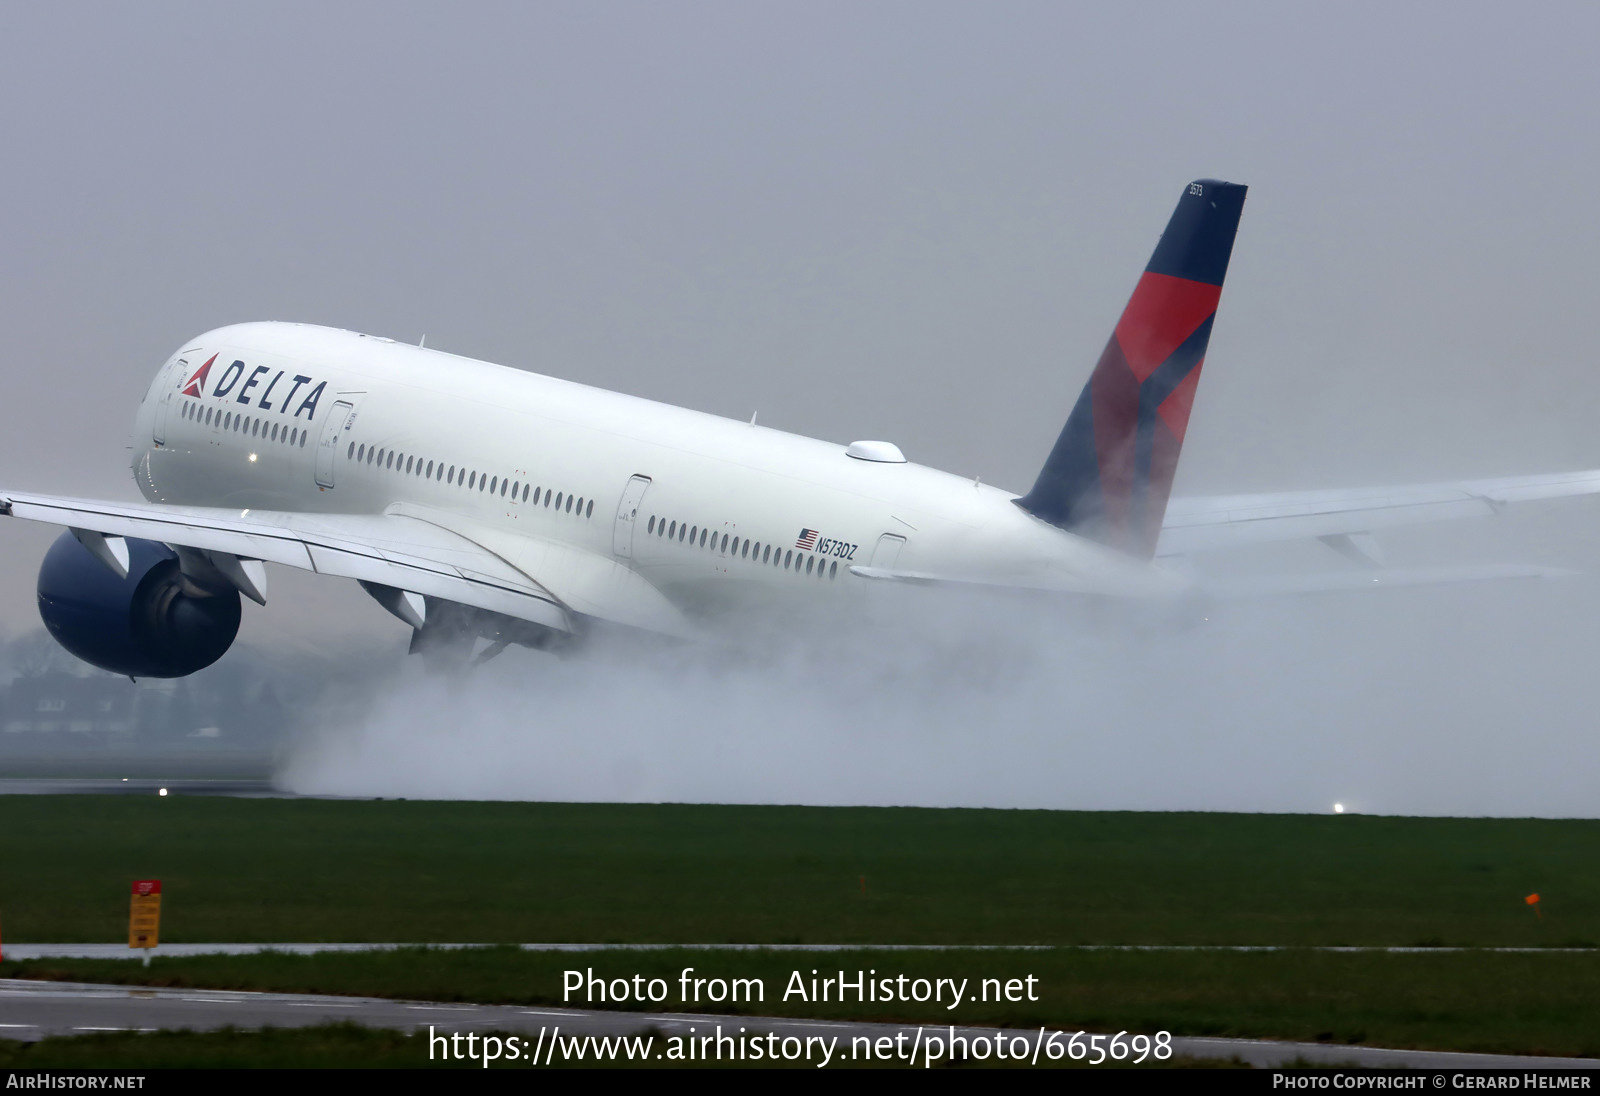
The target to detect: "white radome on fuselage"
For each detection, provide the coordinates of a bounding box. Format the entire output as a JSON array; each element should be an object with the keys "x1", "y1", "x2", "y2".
[{"x1": 132, "y1": 322, "x2": 1178, "y2": 619}]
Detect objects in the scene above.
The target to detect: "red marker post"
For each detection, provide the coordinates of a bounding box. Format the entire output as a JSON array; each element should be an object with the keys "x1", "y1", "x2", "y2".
[{"x1": 1526, "y1": 893, "x2": 1542, "y2": 920}]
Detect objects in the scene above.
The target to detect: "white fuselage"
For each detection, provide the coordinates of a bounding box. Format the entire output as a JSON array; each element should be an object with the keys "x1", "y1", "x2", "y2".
[{"x1": 131, "y1": 323, "x2": 1176, "y2": 623}]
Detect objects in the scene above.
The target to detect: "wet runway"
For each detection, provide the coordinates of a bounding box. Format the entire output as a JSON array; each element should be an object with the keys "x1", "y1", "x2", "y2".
[{"x1": 0, "y1": 979, "x2": 1594, "y2": 1069}]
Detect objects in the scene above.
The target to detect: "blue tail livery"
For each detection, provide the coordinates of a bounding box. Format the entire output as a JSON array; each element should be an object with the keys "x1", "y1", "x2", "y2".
[{"x1": 1016, "y1": 179, "x2": 1247, "y2": 557}]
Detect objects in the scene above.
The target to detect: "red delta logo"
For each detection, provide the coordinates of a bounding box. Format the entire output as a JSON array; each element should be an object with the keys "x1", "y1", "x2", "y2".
[{"x1": 180, "y1": 354, "x2": 217, "y2": 397}]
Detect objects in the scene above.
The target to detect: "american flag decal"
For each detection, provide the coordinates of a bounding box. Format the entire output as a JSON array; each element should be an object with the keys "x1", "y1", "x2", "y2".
[{"x1": 796, "y1": 528, "x2": 819, "y2": 550}]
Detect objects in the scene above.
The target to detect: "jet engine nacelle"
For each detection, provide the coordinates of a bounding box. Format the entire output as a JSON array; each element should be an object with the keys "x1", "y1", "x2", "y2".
[{"x1": 36, "y1": 531, "x2": 241, "y2": 678}]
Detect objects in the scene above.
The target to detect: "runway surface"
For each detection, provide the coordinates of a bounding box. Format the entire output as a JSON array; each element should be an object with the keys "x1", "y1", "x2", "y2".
[{"x1": 0, "y1": 979, "x2": 1594, "y2": 1069}]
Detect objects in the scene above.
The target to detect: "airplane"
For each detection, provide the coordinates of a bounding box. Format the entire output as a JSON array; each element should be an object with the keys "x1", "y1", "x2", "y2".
[{"x1": 4, "y1": 178, "x2": 1599, "y2": 678}]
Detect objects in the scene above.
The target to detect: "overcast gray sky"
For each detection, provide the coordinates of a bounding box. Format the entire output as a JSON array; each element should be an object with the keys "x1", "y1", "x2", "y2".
[{"x1": 3, "y1": 3, "x2": 1599, "y2": 813}]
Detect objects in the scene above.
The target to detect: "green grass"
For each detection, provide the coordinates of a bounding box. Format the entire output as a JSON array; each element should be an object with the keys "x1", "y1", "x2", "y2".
[
  {"x1": 0, "y1": 797, "x2": 1593, "y2": 946},
  {"x1": 6, "y1": 946, "x2": 1599, "y2": 1058}
]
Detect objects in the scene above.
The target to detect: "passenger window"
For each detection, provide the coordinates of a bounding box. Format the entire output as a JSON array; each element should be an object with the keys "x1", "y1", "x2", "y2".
[
  {"x1": 669, "y1": 520, "x2": 677, "y2": 538},
  {"x1": 555, "y1": 492, "x2": 563, "y2": 509},
  {"x1": 762, "y1": 545, "x2": 771, "y2": 564},
  {"x1": 566, "y1": 495, "x2": 573, "y2": 513},
  {"x1": 545, "y1": 491, "x2": 552, "y2": 508},
  {"x1": 523, "y1": 484, "x2": 531, "y2": 502},
  {"x1": 533, "y1": 487, "x2": 541, "y2": 504},
  {"x1": 299, "y1": 431, "x2": 306, "y2": 447},
  {"x1": 721, "y1": 534, "x2": 729, "y2": 553},
  {"x1": 689, "y1": 525, "x2": 697, "y2": 543},
  {"x1": 806, "y1": 556, "x2": 815, "y2": 574},
  {"x1": 741, "y1": 541, "x2": 750, "y2": 559},
  {"x1": 648, "y1": 516, "x2": 655, "y2": 534},
  {"x1": 829, "y1": 561, "x2": 838, "y2": 578},
  {"x1": 784, "y1": 550, "x2": 792, "y2": 569},
  {"x1": 586, "y1": 499, "x2": 593, "y2": 518}
]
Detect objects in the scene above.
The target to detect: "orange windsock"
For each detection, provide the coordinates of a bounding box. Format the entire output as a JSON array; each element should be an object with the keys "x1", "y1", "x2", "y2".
[{"x1": 1526, "y1": 894, "x2": 1541, "y2": 905}]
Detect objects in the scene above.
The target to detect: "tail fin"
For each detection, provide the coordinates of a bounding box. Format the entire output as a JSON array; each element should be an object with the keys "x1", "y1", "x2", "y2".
[{"x1": 1016, "y1": 179, "x2": 1247, "y2": 557}]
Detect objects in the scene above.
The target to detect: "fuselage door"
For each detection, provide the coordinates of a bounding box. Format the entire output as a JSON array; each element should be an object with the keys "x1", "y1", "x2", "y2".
[
  {"x1": 870, "y1": 534, "x2": 906, "y2": 569},
  {"x1": 612, "y1": 475, "x2": 653, "y2": 559},
  {"x1": 152, "y1": 358, "x2": 186, "y2": 446},
  {"x1": 314, "y1": 400, "x2": 357, "y2": 488}
]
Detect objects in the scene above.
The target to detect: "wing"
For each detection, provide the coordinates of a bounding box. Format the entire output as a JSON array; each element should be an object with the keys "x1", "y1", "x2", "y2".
[
  {"x1": 1157, "y1": 469, "x2": 1600, "y2": 556},
  {"x1": 0, "y1": 491, "x2": 694, "y2": 639}
]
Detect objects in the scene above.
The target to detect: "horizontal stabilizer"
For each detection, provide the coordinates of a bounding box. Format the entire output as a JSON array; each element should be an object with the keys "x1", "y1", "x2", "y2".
[
  {"x1": 1160, "y1": 468, "x2": 1600, "y2": 555},
  {"x1": 1203, "y1": 564, "x2": 1578, "y2": 599}
]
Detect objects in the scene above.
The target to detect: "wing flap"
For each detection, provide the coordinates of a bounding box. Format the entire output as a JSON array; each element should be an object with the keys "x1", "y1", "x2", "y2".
[{"x1": 387, "y1": 503, "x2": 697, "y2": 638}]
